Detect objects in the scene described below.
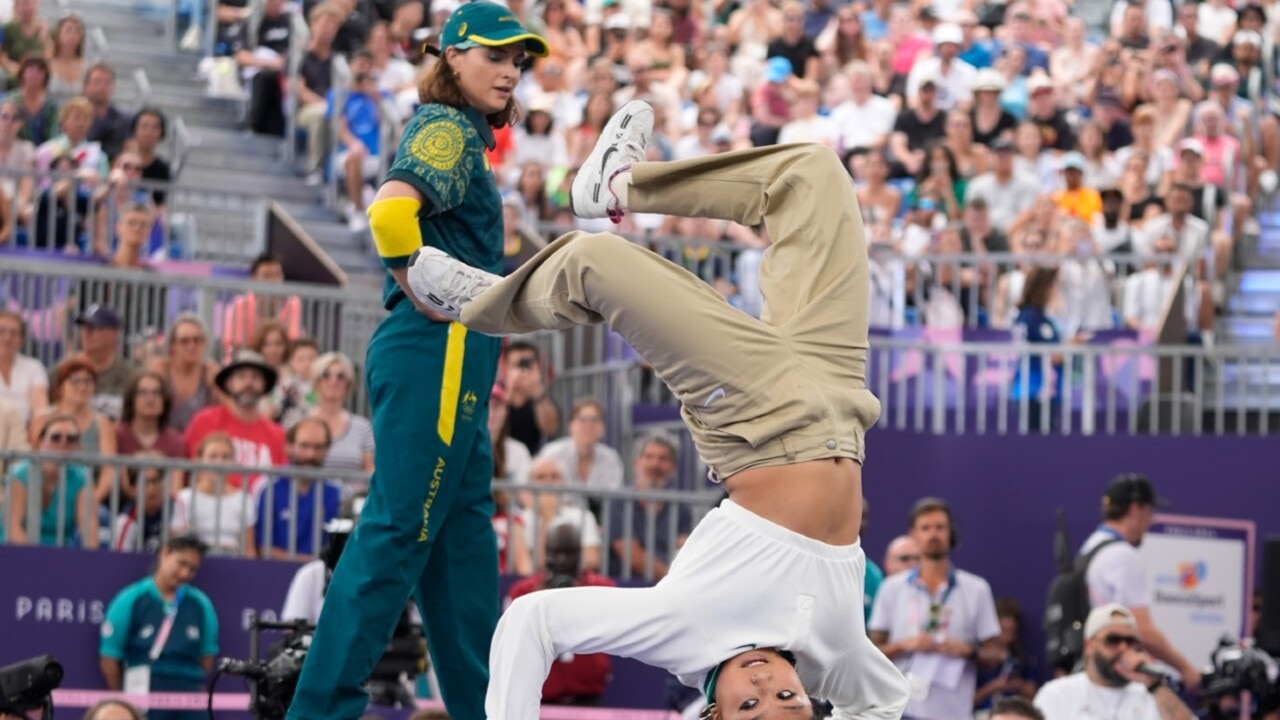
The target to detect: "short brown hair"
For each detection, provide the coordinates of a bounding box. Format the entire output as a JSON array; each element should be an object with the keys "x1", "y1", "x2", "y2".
[
  {"x1": 991, "y1": 697, "x2": 1044, "y2": 720},
  {"x1": 570, "y1": 397, "x2": 605, "y2": 421},
  {"x1": 250, "y1": 319, "x2": 290, "y2": 356},
  {"x1": 418, "y1": 54, "x2": 520, "y2": 129},
  {"x1": 50, "y1": 357, "x2": 97, "y2": 403}
]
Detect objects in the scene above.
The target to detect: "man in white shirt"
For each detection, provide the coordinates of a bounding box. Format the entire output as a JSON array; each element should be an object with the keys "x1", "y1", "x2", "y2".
[
  {"x1": 1123, "y1": 234, "x2": 1200, "y2": 333},
  {"x1": 831, "y1": 61, "x2": 898, "y2": 152},
  {"x1": 869, "y1": 497, "x2": 1005, "y2": 720},
  {"x1": 964, "y1": 139, "x2": 1040, "y2": 230},
  {"x1": 906, "y1": 24, "x2": 978, "y2": 111},
  {"x1": 1137, "y1": 183, "x2": 1210, "y2": 262},
  {"x1": 1078, "y1": 475, "x2": 1202, "y2": 688},
  {"x1": 1034, "y1": 604, "x2": 1195, "y2": 720}
]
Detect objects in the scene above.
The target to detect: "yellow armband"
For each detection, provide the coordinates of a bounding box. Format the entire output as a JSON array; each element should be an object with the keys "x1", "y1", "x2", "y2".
[{"x1": 369, "y1": 197, "x2": 424, "y2": 267}]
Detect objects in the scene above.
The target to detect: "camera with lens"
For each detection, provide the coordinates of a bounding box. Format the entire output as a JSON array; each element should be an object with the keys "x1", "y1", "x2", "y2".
[
  {"x1": 0, "y1": 655, "x2": 64, "y2": 720},
  {"x1": 1201, "y1": 636, "x2": 1280, "y2": 718}
]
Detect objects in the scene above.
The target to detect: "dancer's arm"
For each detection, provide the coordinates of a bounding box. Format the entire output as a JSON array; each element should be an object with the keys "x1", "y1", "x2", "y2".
[{"x1": 487, "y1": 584, "x2": 704, "y2": 719}]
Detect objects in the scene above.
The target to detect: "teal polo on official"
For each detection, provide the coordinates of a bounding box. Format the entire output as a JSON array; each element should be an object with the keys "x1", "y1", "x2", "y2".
[
  {"x1": 100, "y1": 578, "x2": 219, "y2": 685},
  {"x1": 380, "y1": 104, "x2": 503, "y2": 308}
]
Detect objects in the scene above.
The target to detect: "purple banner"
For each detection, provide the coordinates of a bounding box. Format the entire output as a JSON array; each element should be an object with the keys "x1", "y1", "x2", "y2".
[{"x1": 0, "y1": 547, "x2": 670, "y2": 714}]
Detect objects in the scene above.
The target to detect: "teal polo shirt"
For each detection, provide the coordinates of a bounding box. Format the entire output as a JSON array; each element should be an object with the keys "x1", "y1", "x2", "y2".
[
  {"x1": 380, "y1": 103, "x2": 504, "y2": 309},
  {"x1": 100, "y1": 578, "x2": 219, "y2": 683},
  {"x1": 0, "y1": 461, "x2": 90, "y2": 546},
  {"x1": 864, "y1": 558, "x2": 884, "y2": 624}
]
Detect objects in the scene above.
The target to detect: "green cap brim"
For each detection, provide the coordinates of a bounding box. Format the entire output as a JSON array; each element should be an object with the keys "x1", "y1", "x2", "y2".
[{"x1": 466, "y1": 31, "x2": 550, "y2": 57}]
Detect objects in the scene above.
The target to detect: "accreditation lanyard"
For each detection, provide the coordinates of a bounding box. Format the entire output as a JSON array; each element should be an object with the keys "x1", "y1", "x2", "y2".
[
  {"x1": 907, "y1": 568, "x2": 957, "y2": 636},
  {"x1": 149, "y1": 586, "x2": 186, "y2": 662}
]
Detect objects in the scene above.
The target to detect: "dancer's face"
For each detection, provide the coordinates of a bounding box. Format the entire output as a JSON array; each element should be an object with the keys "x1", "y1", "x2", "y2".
[{"x1": 712, "y1": 649, "x2": 810, "y2": 720}]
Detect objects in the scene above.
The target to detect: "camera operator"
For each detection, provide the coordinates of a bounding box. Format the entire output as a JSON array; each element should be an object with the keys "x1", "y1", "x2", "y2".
[
  {"x1": 504, "y1": 524, "x2": 615, "y2": 706},
  {"x1": 279, "y1": 494, "x2": 427, "y2": 707},
  {"x1": 1034, "y1": 604, "x2": 1195, "y2": 720},
  {"x1": 99, "y1": 535, "x2": 218, "y2": 720}
]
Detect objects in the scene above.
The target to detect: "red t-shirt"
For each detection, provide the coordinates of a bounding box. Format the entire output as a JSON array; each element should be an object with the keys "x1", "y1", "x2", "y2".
[
  {"x1": 183, "y1": 405, "x2": 286, "y2": 492},
  {"x1": 507, "y1": 572, "x2": 616, "y2": 702}
]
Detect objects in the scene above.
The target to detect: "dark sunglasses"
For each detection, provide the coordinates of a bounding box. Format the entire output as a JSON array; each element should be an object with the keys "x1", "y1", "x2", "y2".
[
  {"x1": 46, "y1": 432, "x2": 81, "y2": 444},
  {"x1": 1101, "y1": 634, "x2": 1141, "y2": 649},
  {"x1": 896, "y1": 554, "x2": 921, "y2": 563}
]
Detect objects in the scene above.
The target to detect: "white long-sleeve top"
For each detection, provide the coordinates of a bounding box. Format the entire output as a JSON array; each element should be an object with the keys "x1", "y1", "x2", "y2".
[{"x1": 487, "y1": 500, "x2": 910, "y2": 719}]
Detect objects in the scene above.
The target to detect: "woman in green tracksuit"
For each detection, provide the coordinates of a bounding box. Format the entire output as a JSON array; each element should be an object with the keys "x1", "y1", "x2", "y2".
[{"x1": 286, "y1": 6, "x2": 547, "y2": 720}]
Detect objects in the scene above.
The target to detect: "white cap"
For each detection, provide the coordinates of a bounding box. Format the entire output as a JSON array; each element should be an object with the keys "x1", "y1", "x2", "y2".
[
  {"x1": 973, "y1": 68, "x2": 1005, "y2": 92},
  {"x1": 932, "y1": 23, "x2": 963, "y2": 46},
  {"x1": 1211, "y1": 62, "x2": 1241, "y2": 85},
  {"x1": 1179, "y1": 138, "x2": 1206, "y2": 156},
  {"x1": 603, "y1": 12, "x2": 631, "y2": 30},
  {"x1": 1027, "y1": 74, "x2": 1053, "y2": 93},
  {"x1": 1234, "y1": 29, "x2": 1263, "y2": 47},
  {"x1": 1084, "y1": 603, "x2": 1138, "y2": 641}
]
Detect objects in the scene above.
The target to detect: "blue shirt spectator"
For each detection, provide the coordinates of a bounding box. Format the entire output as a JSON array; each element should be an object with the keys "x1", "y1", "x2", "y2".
[{"x1": 254, "y1": 475, "x2": 342, "y2": 559}]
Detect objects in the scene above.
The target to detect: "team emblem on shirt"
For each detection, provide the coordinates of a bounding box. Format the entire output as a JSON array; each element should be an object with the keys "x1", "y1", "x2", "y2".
[{"x1": 412, "y1": 120, "x2": 466, "y2": 172}]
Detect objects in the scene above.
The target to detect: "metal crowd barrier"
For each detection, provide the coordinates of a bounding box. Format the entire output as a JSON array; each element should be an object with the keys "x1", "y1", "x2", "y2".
[
  {"x1": 0, "y1": 165, "x2": 267, "y2": 265},
  {"x1": 0, "y1": 255, "x2": 385, "y2": 398},
  {"x1": 0, "y1": 451, "x2": 722, "y2": 582}
]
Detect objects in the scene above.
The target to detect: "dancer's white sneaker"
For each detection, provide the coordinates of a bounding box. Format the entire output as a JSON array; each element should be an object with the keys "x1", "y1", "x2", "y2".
[
  {"x1": 570, "y1": 100, "x2": 654, "y2": 223},
  {"x1": 406, "y1": 246, "x2": 499, "y2": 322}
]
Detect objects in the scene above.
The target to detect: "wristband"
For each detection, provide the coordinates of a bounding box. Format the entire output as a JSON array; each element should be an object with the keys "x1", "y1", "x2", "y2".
[{"x1": 1147, "y1": 678, "x2": 1164, "y2": 694}]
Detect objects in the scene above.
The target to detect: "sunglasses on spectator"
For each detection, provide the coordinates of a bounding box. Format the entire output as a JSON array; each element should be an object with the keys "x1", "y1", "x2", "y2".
[
  {"x1": 1101, "y1": 634, "x2": 1141, "y2": 649},
  {"x1": 896, "y1": 554, "x2": 921, "y2": 563},
  {"x1": 46, "y1": 432, "x2": 81, "y2": 444}
]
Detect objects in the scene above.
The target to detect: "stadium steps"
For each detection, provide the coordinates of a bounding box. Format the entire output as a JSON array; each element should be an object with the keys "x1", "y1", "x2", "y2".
[{"x1": 72, "y1": 0, "x2": 386, "y2": 289}]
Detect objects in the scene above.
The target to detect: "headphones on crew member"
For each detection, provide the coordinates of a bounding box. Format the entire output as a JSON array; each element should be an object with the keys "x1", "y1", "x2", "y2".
[{"x1": 909, "y1": 496, "x2": 960, "y2": 550}]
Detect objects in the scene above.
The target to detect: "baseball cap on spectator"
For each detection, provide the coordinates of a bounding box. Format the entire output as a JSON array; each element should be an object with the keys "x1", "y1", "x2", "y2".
[
  {"x1": 1211, "y1": 63, "x2": 1241, "y2": 86},
  {"x1": 916, "y1": 65, "x2": 942, "y2": 89},
  {"x1": 215, "y1": 349, "x2": 279, "y2": 395},
  {"x1": 1233, "y1": 29, "x2": 1263, "y2": 47},
  {"x1": 766, "y1": 56, "x2": 794, "y2": 83},
  {"x1": 1179, "y1": 138, "x2": 1205, "y2": 157},
  {"x1": 932, "y1": 23, "x2": 963, "y2": 46},
  {"x1": 76, "y1": 303, "x2": 123, "y2": 329},
  {"x1": 1103, "y1": 472, "x2": 1167, "y2": 510},
  {"x1": 1027, "y1": 74, "x2": 1053, "y2": 95},
  {"x1": 1059, "y1": 151, "x2": 1086, "y2": 172},
  {"x1": 603, "y1": 12, "x2": 630, "y2": 30},
  {"x1": 1095, "y1": 90, "x2": 1123, "y2": 109},
  {"x1": 1084, "y1": 603, "x2": 1138, "y2": 640},
  {"x1": 973, "y1": 68, "x2": 1005, "y2": 93},
  {"x1": 710, "y1": 123, "x2": 733, "y2": 145},
  {"x1": 918, "y1": 6, "x2": 939, "y2": 22},
  {"x1": 990, "y1": 137, "x2": 1015, "y2": 152},
  {"x1": 1150, "y1": 68, "x2": 1179, "y2": 87}
]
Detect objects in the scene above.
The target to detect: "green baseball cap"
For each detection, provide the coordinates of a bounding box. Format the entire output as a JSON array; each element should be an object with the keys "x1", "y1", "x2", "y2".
[{"x1": 440, "y1": 1, "x2": 550, "y2": 57}]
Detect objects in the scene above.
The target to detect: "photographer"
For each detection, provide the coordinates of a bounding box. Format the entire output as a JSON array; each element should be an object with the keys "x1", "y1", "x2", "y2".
[
  {"x1": 504, "y1": 524, "x2": 615, "y2": 706},
  {"x1": 100, "y1": 535, "x2": 218, "y2": 720},
  {"x1": 1034, "y1": 604, "x2": 1195, "y2": 720},
  {"x1": 502, "y1": 342, "x2": 560, "y2": 455}
]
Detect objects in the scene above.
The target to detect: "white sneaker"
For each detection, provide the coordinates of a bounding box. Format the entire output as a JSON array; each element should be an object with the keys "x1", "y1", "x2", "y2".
[
  {"x1": 570, "y1": 100, "x2": 654, "y2": 223},
  {"x1": 406, "y1": 247, "x2": 499, "y2": 322}
]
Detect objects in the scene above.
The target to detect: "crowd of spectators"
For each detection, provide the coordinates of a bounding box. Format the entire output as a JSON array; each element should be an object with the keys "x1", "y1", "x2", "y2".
[
  {"x1": 204, "y1": 0, "x2": 1280, "y2": 340},
  {"x1": 0, "y1": 0, "x2": 177, "y2": 258}
]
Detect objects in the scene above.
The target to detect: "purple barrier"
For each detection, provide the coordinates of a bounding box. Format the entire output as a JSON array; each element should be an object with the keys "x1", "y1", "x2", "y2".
[{"x1": 0, "y1": 547, "x2": 670, "y2": 714}]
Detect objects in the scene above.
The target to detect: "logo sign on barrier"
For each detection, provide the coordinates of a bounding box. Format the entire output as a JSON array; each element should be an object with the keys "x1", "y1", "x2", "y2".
[{"x1": 1138, "y1": 514, "x2": 1255, "y2": 667}]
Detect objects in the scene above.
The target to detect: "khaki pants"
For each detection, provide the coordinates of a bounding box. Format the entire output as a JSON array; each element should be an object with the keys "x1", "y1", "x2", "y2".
[
  {"x1": 296, "y1": 102, "x2": 329, "y2": 173},
  {"x1": 463, "y1": 144, "x2": 880, "y2": 480}
]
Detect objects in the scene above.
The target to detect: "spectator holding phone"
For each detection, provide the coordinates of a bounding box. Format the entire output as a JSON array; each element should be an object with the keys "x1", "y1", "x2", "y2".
[{"x1": 502, "y1": 341, "x2": 560, "y2": 455}]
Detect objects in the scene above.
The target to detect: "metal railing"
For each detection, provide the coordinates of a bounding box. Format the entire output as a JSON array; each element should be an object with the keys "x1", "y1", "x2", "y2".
[
  {"x1": 0, "y1": 255, "x2": 385, "y2": 395},
  {"x1": 0, "y1": 451, "x2": 721, "y2": 582},
  {"x1": 0, "y1": 164, "x2": 267, "y2": 264}
]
